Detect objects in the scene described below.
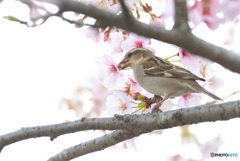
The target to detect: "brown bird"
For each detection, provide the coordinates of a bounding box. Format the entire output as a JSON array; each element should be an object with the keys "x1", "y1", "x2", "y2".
[{"x1": 118, "y1": 48, "x2": 222, "y2": 111}]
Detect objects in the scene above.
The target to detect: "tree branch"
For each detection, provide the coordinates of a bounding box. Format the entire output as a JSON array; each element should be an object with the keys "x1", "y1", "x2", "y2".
[
  {"x1": 28, "y1": 0, "x2": 240, "y2": 74},
  {"x1": 48, "y1": 130, "x2": 140, "y2": 161},
  {"x1": 173, "y1": 0, "x2": 190, "y2": 30},
  {"x1": 48, "y1": 100, "x2": 240, "y2": 160},
  {"x1": 1, "y1": 101, "x2": 239, "y2": 153},
  {"x1": 119, "y1": 0, "x2": 131, "y2": 18}
]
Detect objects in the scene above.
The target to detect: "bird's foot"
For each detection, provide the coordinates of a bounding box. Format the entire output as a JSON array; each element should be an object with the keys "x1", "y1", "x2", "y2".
[
  {"x1": 151, "y1": 95, "x2": 167, "y2": 113},
  {"x1": 132, "y1": 93, "x2": 165, "y2": 113},
  {"x1": 151, "y1": 104, "x2": 163, "y2": 113}
]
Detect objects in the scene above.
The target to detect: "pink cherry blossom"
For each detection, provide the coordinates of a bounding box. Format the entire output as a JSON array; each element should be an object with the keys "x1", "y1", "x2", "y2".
[
  {"x1": 189, "y1": 0, "x2": 222, "y2": 30},
  {"x1": 179, "y1": 49, "x2": 214, "y2": 79},
  {"x1": 106, "y1": 91, "x2": 132, "y2": 115},
  {"x1": 84, "y1": 77, "x2": 111, "y2": 116},
  {"x1": 121, "y1": 33, "x2": 154, "y2": 53},
  {"x1": 220, "y1": 0, "x2": 240, "y2": 22},
  {"x1": 96, "y1": 54, "x2": 124, "y2": 90},
  {"x1": 178, "y1": 93, "x2": 202, "y2": 108},
  {"x1": 84, "y1": 27, "x2": 102, "y2": 42},
  {"x1": 149, "y1": 0, "x2": 174, "y2": 28},
  {"x1": 108, "y1": 31, "x2": 124, "y2": 53},
  {"x1": 206, "y1": 71, "x2": 224, "y2": 93},
  {"x1": 161, "y1": 0, "x2": 174, "y2": 20}
]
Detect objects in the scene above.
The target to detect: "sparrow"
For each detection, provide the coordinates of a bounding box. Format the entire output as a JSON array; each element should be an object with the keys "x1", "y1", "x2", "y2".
[{"x1": 118, "y1": 47, "x2": 222, "y2": 110}]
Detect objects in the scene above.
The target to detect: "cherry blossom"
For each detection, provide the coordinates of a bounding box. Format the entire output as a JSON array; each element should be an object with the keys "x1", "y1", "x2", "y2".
[
  {"x1": 206, "y1": 70, "x2": 224, "y2": 94},
  {"x1": 84, "y1": 27, "x2": 102, "y2": 42},
  {"x1": 178, "y1": 93, "x2": 203, "y2": 109},
  {"x1": 220, "y1": 0, "x2": 240, "y2": 22},
  {"x1": 179, "y1": 49, "x2": 214, "y2": 79},
  {"x1": 106, "y1": 91, "x2": 132, "y2": 115},
  {"x1": 96, "y1": 54, "x2": 125, "y2": 90},
  {"x1": 161, "y1": 0, "x2": 174, "y2": 21},
  {"x1": 178, "y1": 49, "x2": 221, "y2": 106},
  {"x1": 121, "y1": 33, "x2": 154, "y2": 53},
  {"x1": 84, "y1": 78, "x2": 111, "y2": 116},
  {"x1": 189, "y1": 0, "x2": 222, "y2": 30},
  {"x1": 107, "y1": 31, "x2": 124, "y2": 53}
]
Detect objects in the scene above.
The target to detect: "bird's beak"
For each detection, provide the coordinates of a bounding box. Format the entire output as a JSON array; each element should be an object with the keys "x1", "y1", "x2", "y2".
[{"x1": 117, "y1": 59, "x2": 129, "y2": 70}]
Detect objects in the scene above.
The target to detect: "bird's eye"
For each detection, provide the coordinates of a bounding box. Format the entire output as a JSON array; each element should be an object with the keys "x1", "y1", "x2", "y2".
[{"x1": 127, "y1": 52, "x2": 133, "y2": 58}]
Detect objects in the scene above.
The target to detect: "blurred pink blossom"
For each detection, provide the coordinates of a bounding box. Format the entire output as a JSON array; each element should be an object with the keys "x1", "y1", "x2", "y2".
[
  {"x1": 179, "y1": 50, "x2": 223, "y2": 101},
  {"x1": 189, "y1": 0, "x2": 222, "y2": 30},
  {"x1": 121, "y1": 33, "x2": 154, "y2": 53},
  {"x1": 179, "y1": 49, "x2": 214, "y2": 79},
  {"x1": 96, "y1": 54, "x2": 123, "y2": 90},
  {"x1": 84, "y1": 27, "x2": 102, "y2": 42},
  {"x1": 150, "y1": 0, "x2": 173, "y2": 28},
  {"x1": 206, "y1": 72, "x2": 224, "y2": 93},
  {"x1": 161, "y1": 0, "x2": 174, "y2": 19},
  {"x1": 108, "y1": 31, "x2": 124, "y2": 53},
  {"x1": 106, "y1": 91, "x2": 132, "y2": 115},
  {"x1": 220, "y1": 0, "x2": 240, "y2": 22},
  {"x1": 85, "y1": 78, "x2": 110, "y2": 115},
  {"x1": 178, "y1": 93, "x2": 202, "y2": 108}
]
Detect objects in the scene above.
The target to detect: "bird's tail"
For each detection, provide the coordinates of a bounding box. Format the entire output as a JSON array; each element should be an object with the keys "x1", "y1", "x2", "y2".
[{"x1": 202, "y1": 88, "x2": 223, "y2": 101}]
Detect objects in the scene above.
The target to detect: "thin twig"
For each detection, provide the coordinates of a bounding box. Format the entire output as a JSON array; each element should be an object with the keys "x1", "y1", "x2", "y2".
[
  {"x1": 30, "y1": 13, "x2": 53, "y2": 27},
  {"x1": 59, "y1": 15, "x2": 100, "y2": 28}
]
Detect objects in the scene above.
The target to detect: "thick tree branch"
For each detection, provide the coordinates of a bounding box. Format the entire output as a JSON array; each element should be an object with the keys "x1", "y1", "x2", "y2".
[
  {"x1": 24, "y1": 0, "x2": 240, "y2": 74},
  {"x1": 1, "y1": 101, "x2": 239, "y2": 153},
  {"x1": 49, "y1": 101, "x2": 240, "y2": 160}
]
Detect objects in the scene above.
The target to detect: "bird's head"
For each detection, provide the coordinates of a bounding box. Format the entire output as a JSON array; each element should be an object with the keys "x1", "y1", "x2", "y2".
[{"x1": 118, "y1": 48, "x2": 154, "y2": 70}]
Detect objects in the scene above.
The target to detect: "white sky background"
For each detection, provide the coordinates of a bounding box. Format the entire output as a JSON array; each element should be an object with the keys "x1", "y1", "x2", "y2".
[{"x1": 0, "y1": 0, "x2": 240, "y2": 161}]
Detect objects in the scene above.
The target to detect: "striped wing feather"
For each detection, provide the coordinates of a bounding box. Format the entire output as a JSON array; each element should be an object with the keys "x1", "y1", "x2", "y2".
[{"x1": 142, "y1": 56, "x2": 205, "y2": 81}]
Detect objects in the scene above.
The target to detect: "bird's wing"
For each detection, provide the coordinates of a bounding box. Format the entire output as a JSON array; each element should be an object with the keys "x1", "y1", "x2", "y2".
[{"x1": 142, "y1": 56, "x2": 205, "y2": 81}]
